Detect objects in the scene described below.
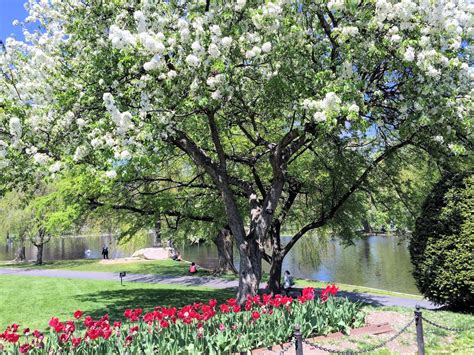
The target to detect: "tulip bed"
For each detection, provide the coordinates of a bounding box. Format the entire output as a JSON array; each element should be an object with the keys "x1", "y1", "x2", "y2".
[{"x1": 0, "y1": 285, "x2": 365, "y2": 354}]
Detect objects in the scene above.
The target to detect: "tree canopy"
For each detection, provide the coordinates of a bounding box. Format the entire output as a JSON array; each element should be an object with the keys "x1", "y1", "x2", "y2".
[{"x1": 0, "y1": 0, "x2": 472, "y2": 300}]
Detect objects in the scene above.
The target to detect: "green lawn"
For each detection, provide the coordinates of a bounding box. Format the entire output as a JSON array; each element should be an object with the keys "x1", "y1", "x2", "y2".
[
  {"x1": 1, "y1": 259, "x2": 422, "y2": 299},
  {"x1": 295, "y1": 279, "x2": 423, "y2": 300},
  {"x1": 0, "y1": 275, "x2": 234, "y2": 331},
  {"x1": 0, "y1": 259, "x2": 217, "y2": 277}
]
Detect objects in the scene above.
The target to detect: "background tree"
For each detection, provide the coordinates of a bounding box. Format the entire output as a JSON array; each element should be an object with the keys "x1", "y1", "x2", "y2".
[
  {"x1": 0, "y1": 181, "x2": 82, "y2": 265},
  {"x1": 0, "y1": 191, "x2": 30, "y2": 261},
  {"x1": 56, "y1": 166, "x2": 238, "y2": 273},
  {"x1": 410, "y1": 171, "x2": 473, "y2": 310},
  {"x1": 0, "y1": 0, "x2": 471, "y2": 301}
]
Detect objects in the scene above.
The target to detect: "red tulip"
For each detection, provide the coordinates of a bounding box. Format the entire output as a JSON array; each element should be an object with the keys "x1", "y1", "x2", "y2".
[
  {"x1": 71, "y1": 337, "x2": 82, "y2": 348},
  {"x1": 226, "y1": 298, "x2": 237, "y2": 306},
  {"x1": 143, "y1": 313, "x2": 155, "y2": 324},
  {"x1": 129, "y1": 326, "x2": 139, "y2": 335},
  {"x1": 59, "y1": 333, "x2": 70, "y2": 343},
  {"x1": 86, "y1": 328, "x2": 100, "y2": 340},
  {"x1": 83, "y1": 316, "x2": 94, "y2": 328},
  {"x1": 5, "y1": 332, "x2": 19, "y2": 343},
  {"x1": 18, "y1": 343, "x2": 30, "y2": 353},
  {"x1": 102, "y1": 329, "x2": 113, "y2": 340},
  {"x1": 73, "y1": 310, "x2": 83, "y2": 319},
  {"x1": 219, "y1": 304, "x2": 230, "y2": 313},
  {"x1": 32, "y1": 330, "x2": 43, "y2": 339},
  {"x1": 251, "y1": 311, "x2": 260, "y2": 320},
  {"x1": 48, "y1": 317, "x2": 59, "y2": 328}
]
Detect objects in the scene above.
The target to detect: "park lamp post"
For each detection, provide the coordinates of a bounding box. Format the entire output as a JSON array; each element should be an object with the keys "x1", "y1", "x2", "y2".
[{"x1": 119, "y1": 271, "x2": 126, "y2": 286}]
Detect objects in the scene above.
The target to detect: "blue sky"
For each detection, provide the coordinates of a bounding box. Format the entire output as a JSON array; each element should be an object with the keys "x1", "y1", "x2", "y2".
[{"x1": 0, "y1": 0, "x2": 29, "y2": 42}]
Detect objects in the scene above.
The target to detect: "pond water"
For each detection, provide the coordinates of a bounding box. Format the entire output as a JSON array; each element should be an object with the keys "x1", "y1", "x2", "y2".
[{"x1": 0, "y1": 233, "x2": 419, "y2": 295}]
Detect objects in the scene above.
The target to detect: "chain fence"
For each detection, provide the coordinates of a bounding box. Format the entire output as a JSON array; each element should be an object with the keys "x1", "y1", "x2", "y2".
[
  {"x1": 280, "y1": 306, "x2": 474, "y2": 354},
  {"x1": 421, "y1": 316, "x2": 474, "y2": 332},
  {"x1": 302, "y1": 317, "x2": 414, "y2": 354},
  {"x1": 277, "y1": 337, "x2": 295, "y2": 354}
]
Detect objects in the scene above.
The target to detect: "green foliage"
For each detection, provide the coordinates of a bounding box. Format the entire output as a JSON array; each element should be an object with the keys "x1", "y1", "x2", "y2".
[
  {"x1": 410, "y1": 172, "x2": 474, "y2": 310},
  {"x1": 0, "y1": 190, "x2": 31, "y2": 240},
  {"x1": 0, "y1": 179, "x2": 83, "y2": 245}
]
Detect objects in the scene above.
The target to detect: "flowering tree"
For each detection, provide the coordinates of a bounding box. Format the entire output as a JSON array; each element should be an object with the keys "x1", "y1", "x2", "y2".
[{"x1": 0, "y1": 0, "x2": 472, "y2": 300}]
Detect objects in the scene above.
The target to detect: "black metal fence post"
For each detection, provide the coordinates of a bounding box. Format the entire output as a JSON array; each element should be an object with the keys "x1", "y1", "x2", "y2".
[
  {"x1": 415, "y1": 305, "x2": 425, "y2": 355},
  {"x1": 294, "y1": 324, "x2": 303, "y2": 355}
]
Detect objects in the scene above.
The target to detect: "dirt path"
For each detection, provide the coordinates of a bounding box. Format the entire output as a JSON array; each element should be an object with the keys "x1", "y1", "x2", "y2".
[{"x1": 0, "y1": 268, "x2": 436, "y2": 309}]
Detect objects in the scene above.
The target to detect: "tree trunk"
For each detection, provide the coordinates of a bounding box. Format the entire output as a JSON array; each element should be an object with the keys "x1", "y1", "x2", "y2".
[
  {"x1": 11, "y1": 234, "x2": 26, "y2": 262},
  {"x1": 267, "y1": 222, "x2": 285, "y2": 294},
  {"x1": 215, "y1": 182, "x2": 262, "y2": 304},
  {"x1": 32, "y1": 229, "x2": 50, "y2": 266},
  {"x1": 213, "y1": 227, "x2": 237, "y2": 275},
  {"x1": 153, "y1": 215, "x2": 162, "y2": 247},
  {"x1": 17, "y1": 245, "x2": 26, "y2": 262},
  {"x1": 362, "y1": 219, "x2": 372, "y2": 233},
  {"x1": 268, "y1": 251, "x2": 284, "y2": 294},
  {"x1": 236, "y1": 236, "x2": 262, "y2": 304},
  {"x1": 35, "y1": 244, "x2": 43, "y2": 265}
]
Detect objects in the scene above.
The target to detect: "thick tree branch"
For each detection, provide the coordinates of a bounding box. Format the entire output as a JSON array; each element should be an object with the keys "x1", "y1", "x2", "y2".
[{"x1": 207, "y1": 111, "x2": 227, "y2": 169}]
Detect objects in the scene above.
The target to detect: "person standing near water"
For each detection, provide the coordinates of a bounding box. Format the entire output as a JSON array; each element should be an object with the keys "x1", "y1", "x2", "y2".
[{"x1": 102, "y1": 245, "x2": 109, "y2": 259}]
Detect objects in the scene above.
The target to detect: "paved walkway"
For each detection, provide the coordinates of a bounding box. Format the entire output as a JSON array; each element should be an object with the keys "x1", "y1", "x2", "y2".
[{"x1": 0, "y1": 268, "x2": 436, "y2": 309}]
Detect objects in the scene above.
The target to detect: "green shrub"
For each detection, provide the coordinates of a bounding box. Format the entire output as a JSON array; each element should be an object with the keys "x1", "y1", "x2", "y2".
[{"x1": 410, "y1": 172, "x2": 473, "y2": 310}]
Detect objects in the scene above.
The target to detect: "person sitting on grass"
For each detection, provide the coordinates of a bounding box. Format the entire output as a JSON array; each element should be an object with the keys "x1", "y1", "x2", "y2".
[
  {"x1": 283, "y1": 270, "x2": 294, "y2": 296},
  {"x1": 172, "y1": 252, "x2": 182, "y2": 261},
  {"x1": 189, "y1": 262, "x2": 198, "y2": 274}
]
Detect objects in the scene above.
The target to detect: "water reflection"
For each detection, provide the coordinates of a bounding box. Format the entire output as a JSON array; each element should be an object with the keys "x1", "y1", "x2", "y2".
[{"x1": 0, "y1": 234, "x2": 418, "y2": 294}]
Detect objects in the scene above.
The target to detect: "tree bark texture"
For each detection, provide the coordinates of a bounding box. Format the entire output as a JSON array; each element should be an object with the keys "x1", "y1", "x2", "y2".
[
  {"x1": 35, "y1": 244, "x2": 43, "y2": 265},
  {"x1": 362, "y1": 219, "x2": 372, "y2": 233},
  {"x1": 16, "y1": 245, "x2": 26, "y2": 261},
  {"x1": 32, "y1": 229, "x2": 50, "y2": 266},
  {"x1": 237, "y1": 236, "x2": 262, "y2": 304},
  {"x1": 14, "y1": 235, "x2": 26, "y2": 262},
  {"x1": 268, "y1": 251, "x2": 283, "y2": 294},
  {"x1": 212, "y1": 227, "x2": 237, "y2": 274}
]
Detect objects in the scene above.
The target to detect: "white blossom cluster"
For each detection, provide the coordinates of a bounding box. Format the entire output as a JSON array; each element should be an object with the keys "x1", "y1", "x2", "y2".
[
  {"x1": 0, "y1": 0, "x2": 471, "y2": 179},
  {"x1": 103, "y1": 93, "x2": 134, "y2": 135}
]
